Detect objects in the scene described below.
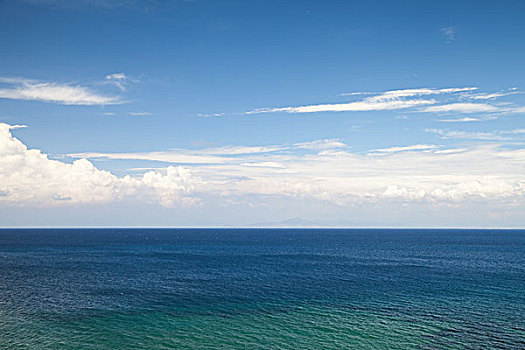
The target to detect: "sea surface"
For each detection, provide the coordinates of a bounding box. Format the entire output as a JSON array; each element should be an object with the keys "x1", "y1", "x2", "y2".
[{"x1": 0, "y1": 229, "x2": 524, "y2": 349}]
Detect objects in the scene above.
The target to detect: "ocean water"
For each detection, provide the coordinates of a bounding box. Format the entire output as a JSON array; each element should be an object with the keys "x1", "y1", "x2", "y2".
[{"x1": 0, "y1": 229, "x2": 524, "y2": 349}]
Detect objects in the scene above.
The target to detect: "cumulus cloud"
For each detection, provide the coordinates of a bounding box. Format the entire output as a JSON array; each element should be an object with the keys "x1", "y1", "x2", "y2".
[
  {"x1": 0, "y1": 123, "x2": 196, "y2": 207},
  {"x1": 0, "y1": 77, "x2": 121, "y2": 105},
  {"x1": 69, "y1": 135, "x2": 525, "y2": 207},
  {"x1": 3, "y1": 123, "x2": 525, "y2": 209},
  {"x1": 198, "y1": 143, "x2": 525, "y2": 205}
]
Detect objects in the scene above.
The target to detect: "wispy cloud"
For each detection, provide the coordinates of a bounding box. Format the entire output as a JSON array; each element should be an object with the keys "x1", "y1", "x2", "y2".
[
  {"x1": 68, "y1": 150, "x2": 231, "y2": 165},
  {"x1": 0, "y1": 77, "x2": 122, "y2": 105},
  {"x1": 105, "y1": 72, "x2": 131, "y2": 91},
  {"x1": 462, "y1": 92, "x2": 517, "y2": 100},
  {"x1": 129, "y1": 112, "x2": 153, "y2": 116},
  {"x1": 436, "y1": 117, "x2": 496, "y2": 123},
  {"x1": 246, "y1": 99, "x2": 435, "y2": 114},
  {"x1": 106, "y1": 73, "x2": 127, "y2": 80},
  {"x1": 426, "y1": 128, "x2": 525, "y2": 140},
  {"x1": 441, "y1": 26, "x2": 456, "y2": 42},
  {"x1": 241, "y1": 162, "x2": 285, "y2": 168},
  {"x1": 69, "y1": 144, "x2": 290, "y2": 164},
  {"x1": 338, "y1": 92, "x2": 375, "y2": 97},
  {"x1": 204, "y1": 87, "x2": 525, "y2": 119},
  {"x1": 293, "y1": 139, "x2": 346, "y2": 150},
  {"x1": 197, "y1": 113, "x2": 226, "y2": 118},
  {"x1": 421, "y1": 103, "x2": 498, "y2": 114},
  {"x1": 245, "y1": 87, "x2": 477, "y2": 115},
  {"x1": 509, "y1": 106, "x2": 525, "y2": 114},
  {"x1": 369, "y1": 144, "x2": 438, "y2": 154},
  {"x1": 369, "y1": 87, "x2": 475, "y2": 100}
]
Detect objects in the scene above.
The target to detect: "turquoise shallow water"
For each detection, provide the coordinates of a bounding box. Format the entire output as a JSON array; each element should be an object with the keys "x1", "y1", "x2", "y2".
[{"x1": 0, "y1": 229, "x2": 524, "y2": 349}]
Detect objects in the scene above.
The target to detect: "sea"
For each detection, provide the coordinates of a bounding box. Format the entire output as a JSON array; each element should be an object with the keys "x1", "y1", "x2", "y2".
[{"x1": 0, "y1": 229, "x2": 524, "y2": 349}]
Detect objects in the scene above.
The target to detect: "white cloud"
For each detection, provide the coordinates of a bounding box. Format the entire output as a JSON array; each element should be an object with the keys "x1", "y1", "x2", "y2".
[
  {"x1": 421, "y1": 103, "x2": 498, "y2": 114},
  {"x1": 105, "y1": 73, "x2": 127, "y2": 81},
  {"x1": 247, "y1": 98, "x2": 435, "y2": 114},
  {"x1": 69, "y1": 144, "x2": 289, "y2": 165},
  {"x1": 368, "y1": 87, "x2": 476, "y2": 101},
  {"x1": 197, "y1": 113, "x2": 226, "y2": 118},
  {"x1": 510, "y1": 106, "x2": 525, "y2": 114},
  {"x1": 241, "y1": 162, "x2": 285, "y2": 168},
  {"x1": 246, "y1": 87, "x2": 478, "y2": 115},
  {"x1": 69, "y1": 150, "x2": 231, "y2": 165},
  {"x1": 129, "y1": 112, "x2": 153, "y2": 116},
  {"x1": 426, "y1": 128, "x2": 525, "y2": 140},
  {"x1": 3, "y1": 123, "x2": 525, "y2": 209},
  {"x1": 207, "y1": 87, "x2": 525, "y2": 118},
  {"x1": 105, "y1": 73, "x2": 136, "y2": 91},
  {"x1": 70, "y1": 138, "x2": 525, "y2": 207},
  {"x1": 463, "y1": 92, "x2": 515, "y2": 100},
  {"x1": 338, "y1": 92, "x2": 374, "y2": 97},
  {"x1": 0, "y1": 123, "x2": 197, "y2": 207},
  {"x1": 369, "y1": 144, "x2": 438, "y2": 154},
  {"x1": 436, "y1": 117, "x2": 490, "y2": 122},
  {"x1": 195, "y1": 142, "x2": 525, "y2": 205},
  {"x1": 0, "y1": 77, "x2": 121, "y2": 105},
  {"x1": 200, "y1": 145, "x2": 286, "y2": 155},
  {"x1": 293, "y1": 139, "x2": 346, "y2": 150},
  {"x1": 505, "y1": 129, "x2": 525, "y2": 134}
]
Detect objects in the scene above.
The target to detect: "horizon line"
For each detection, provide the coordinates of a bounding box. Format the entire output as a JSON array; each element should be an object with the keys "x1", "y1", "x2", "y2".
[{"x1": 1, "y1": 226, "x2": 524, "y2": 230}]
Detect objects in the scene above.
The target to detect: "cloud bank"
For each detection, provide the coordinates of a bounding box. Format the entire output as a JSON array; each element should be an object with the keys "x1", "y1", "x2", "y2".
[{"x1": 2, "y1": 123, "x2": 524, "y2": 211}]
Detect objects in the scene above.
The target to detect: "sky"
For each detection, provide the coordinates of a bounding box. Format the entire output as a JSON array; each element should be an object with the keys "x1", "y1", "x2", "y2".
[{"x1": 0, "y1": 0, "x2": 524, "y2": 227}]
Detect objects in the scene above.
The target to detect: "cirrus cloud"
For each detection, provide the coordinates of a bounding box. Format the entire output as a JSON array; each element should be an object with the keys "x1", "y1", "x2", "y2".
[{"x1": 0, "y1": 77, "x2": 122, "y2": 105}]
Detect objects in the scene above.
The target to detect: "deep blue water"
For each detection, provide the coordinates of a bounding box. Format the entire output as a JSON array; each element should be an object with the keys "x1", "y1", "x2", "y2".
[{"x1": 0, "y1": 229, "x2": 524, "y2": 349}]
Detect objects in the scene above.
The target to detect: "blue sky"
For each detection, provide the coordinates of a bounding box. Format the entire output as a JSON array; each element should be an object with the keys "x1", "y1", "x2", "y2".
[{"x1": 1, "y1": 0, "x2": 524, "y2": 227}]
